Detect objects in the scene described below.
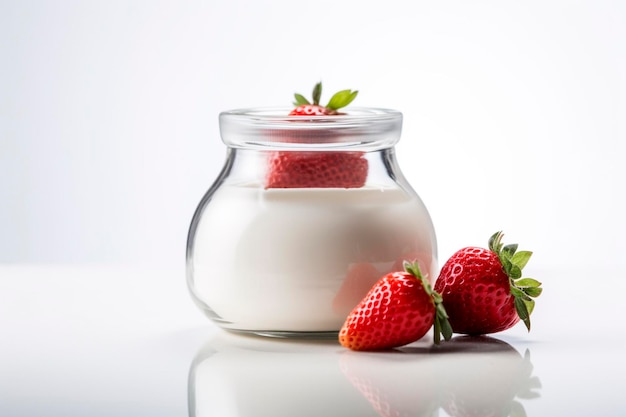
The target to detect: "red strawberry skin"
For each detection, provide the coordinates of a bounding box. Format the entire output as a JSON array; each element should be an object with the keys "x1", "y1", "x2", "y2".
[
  {"x1": 288, "y1": 104, "x2": 335, "y2": 116},
  {"x1": 265, "y1": 151, "x2": 368, "y2": 189},
  {"x1": 339, "y1": 272, "x2": 435, "y2": 351},
  {"x1": 434, "y1": 247, "x2": 519, "y2": 335}
]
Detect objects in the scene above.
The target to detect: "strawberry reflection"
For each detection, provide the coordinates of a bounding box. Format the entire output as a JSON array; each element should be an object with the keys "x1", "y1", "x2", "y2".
[
  {"x1": 340, "y1": 336, "x2": 541, "y2": 417},
  {"x1": 340, "y1": 346, "x2": 440, "y2": 416}
]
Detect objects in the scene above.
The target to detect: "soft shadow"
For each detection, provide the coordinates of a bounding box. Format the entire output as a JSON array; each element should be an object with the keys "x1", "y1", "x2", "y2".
[{"x1": 339, "y1": 336, "x2": 542, "y2": 417}]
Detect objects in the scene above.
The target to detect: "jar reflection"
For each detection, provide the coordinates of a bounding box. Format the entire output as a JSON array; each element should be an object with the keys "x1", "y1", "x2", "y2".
[
  {"x1": 188, "y1": 333, "x2": 375, "y2": 417},
  {"x1": 189, "y1": 334, "x2": 541, "y2": 417}
]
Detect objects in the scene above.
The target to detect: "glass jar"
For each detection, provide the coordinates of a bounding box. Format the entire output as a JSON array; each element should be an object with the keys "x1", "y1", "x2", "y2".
[{"x1": 186, "y1": 107, "x2": 437, "y2": 337}]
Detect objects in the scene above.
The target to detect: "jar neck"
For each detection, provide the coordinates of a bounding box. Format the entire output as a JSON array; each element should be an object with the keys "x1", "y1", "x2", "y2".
[{"x1": 220, "y1": 147, "x2": 413, "y2": 192}]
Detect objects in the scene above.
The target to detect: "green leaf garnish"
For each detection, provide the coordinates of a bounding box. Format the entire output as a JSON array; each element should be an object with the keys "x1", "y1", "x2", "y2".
[
  {"x1": 509, "y1": 264, "x2": 523, "y2": 279},
  {"x1": 291, "y1": 82, "x2": 358, "y2": 113},
  {"x1": 502, "y1": 244, "x2": 518, "y2": 258},
  {"x1": 515, "y1": 278, "x2": 542, "y2": 288},
  {"x1": 326, "y1": 89, "x2": 359, "y2": 110},
  {"x1": 511, "y1": 250, "x2": 533, "y2": 269},
  {"x1": 488, "y1": 231, "x2": 542, "y2": 332},
  {"x1": 293, "y1": 93, "x2": 310, "y2": 106},
  {"x1": 312, "y1": 82, "x2": 322, "y2": 105},
  {"x1": 523, "y1": 286, "x2": 543, "y2": 298},
  {"x1": 515, "y1": 297, "x2": 531, "y2": 331},
  {"x1": 403, "y1": 260, "x2": 452, "y2": 345}
]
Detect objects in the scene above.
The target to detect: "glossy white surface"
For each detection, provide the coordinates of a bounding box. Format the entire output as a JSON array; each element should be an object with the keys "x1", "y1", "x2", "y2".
[{"x1": 2, "y1": 265, "x2": 625, "y2": 416}]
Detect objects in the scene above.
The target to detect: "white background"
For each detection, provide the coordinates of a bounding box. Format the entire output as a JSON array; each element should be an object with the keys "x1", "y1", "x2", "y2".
[{"x1": 1, "y1": 0, "x2": 624, "y2": 271}]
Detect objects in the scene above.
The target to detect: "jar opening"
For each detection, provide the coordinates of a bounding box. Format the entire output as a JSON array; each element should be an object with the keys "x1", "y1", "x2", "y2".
[{"x1": 219, "y1": 107, "x2": 403, "y2": 151}]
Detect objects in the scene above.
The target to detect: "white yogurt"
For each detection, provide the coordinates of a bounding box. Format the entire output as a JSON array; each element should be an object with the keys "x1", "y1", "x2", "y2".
[{"x1": 188, "y1": 182, "x2": 436, "y2": 333}]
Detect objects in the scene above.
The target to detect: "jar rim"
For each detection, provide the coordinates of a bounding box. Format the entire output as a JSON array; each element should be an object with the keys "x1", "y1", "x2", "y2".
[
  {"x1": 219, "y1": 107, "x2": 403, "y2": 150},
  {"x1": 220, "y1": 106, "x2": 402, "y2": 123}
]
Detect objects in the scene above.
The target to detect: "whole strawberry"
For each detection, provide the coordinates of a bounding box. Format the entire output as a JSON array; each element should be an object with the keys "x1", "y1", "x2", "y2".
[
  {"x1": 434, "y1": 232, "x2": 542, "y2": 335},
  {"x1": 266, "y1": 82, "x2": 367, "y2": 189},
  {"x1": 339, "y1": 262, "x2": 452, "y2": 351}
]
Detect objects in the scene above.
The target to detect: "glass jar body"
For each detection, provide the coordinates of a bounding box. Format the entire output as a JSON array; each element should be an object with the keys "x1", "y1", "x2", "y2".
[{"x1": 186, "y1": 108, "x2": 437, "y2": 337}]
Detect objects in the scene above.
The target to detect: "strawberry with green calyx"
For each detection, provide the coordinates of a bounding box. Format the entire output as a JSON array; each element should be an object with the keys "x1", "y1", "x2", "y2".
[
  {"x1": 339, "y1": 261, "x2": 453, "y2": 351},
  {"x1": 434, "y1": 231, "x2": 542, "y2": 335},
  {"x1": 265, "y1": 82, "x2": 367, "y2": 189},
  {"x1": 290, "y1": 81, "x2": 358, "y2": 116}
]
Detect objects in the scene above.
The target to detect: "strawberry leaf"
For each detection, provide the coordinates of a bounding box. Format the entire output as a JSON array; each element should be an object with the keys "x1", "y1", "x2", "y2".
[
  {"x1": 523, "y1": 286, "x2": 543, "y2": 297},
  {"x1": 326, "y1": 89, "x2": 359, "y2": 110},
  {"x1": 510, "y1": 286, "x2": 532, "y2": 301},
  {"x1": 403, "y1": 260, "x2": 420, "y2": 277},
  {"x1": 516, "y1": 278, "x2": 542, "y2": 288},
  {"x1": 488, "y1": 231, "x2": 504, "y2": 253},
  {"x1": 291, "y1": 82, "x2": 358, "y2": 113},
  {"x1": 488, "y1": 231, "x2": 542, "y2": 331},
  {"x1": 404, "y1": 261, "x2": 452, "y2": 345},
  {"x1": 312, "y1": 82, "x2": 322, "y2": 105},
  {"x1": 512, "y1": 250, "x2": 533, "y2": 269},
  {"x1": 515, "y1": 297, "x2": 531, "y2": 331},
  {"x1": 440, "y1": 313, "x2": 454, "y2": 341},
  {"x1": 433, "y1": 303, "x2": 453, "y2": 345},
  {"x1": 500, "y1": 257, "x2": 513, "y2": 275},
  {"x1": 509, "y1": 264, "x2": 523, "y2": 279},
  {"x1": 502, "y1": 243, "x2": 518, "y2": 258},
  {"x1": 516, "y1": 278, "x2": 543, "y2": 297},
  {"x1": 293, "y1": 93, "x2": 310, "y2": 106}
]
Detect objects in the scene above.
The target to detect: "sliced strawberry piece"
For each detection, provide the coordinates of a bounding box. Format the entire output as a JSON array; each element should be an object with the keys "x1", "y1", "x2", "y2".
[{"x1": 265, "y1": 151, "x2": 368, "y2": 189}]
